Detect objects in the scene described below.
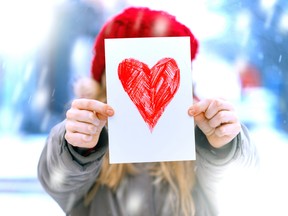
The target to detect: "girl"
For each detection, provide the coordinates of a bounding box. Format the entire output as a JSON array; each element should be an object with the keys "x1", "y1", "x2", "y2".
[{"x1": 38, "y1": 7, "x2": 258, "y2": 216}]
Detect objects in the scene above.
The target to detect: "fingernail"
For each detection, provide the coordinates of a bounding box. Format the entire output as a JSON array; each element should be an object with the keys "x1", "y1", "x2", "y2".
[
  {"x1": 106, "y1": 108, "x2": 114, "y2": 116},
  {"x1": 188, "y1": 108, "x2": 195, "y2": 116}
]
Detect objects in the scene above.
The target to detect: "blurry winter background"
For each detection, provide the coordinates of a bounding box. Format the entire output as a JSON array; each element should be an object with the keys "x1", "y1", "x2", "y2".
[{"x1": 0, "y1": 0, "x2": 287, "y2": 215}]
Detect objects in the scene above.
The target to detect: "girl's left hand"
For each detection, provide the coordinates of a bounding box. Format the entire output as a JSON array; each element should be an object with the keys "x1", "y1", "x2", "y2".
[{"x1": 188, "y1": 98, "x2": 241, "y2": 148}]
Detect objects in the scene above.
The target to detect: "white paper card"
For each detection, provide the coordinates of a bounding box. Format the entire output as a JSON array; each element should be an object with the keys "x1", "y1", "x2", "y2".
[{"x1": 105, "y1": 37, "x2": 195, "y2": 163}]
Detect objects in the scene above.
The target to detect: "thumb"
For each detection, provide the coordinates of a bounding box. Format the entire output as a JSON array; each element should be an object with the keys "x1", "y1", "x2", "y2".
[{"x1": 188, "y1": 99, "x2": 210, "y2": 116}]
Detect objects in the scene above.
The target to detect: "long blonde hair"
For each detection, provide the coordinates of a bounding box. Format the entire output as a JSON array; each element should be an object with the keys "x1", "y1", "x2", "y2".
[{"x1": 75, "y1": 76, "x2": 196, "y2": 215}]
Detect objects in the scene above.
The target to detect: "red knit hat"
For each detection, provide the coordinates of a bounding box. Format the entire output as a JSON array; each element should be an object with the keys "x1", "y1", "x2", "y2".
[{"x1": 91, "y1": 6, "x2": 199, "y2": 82}]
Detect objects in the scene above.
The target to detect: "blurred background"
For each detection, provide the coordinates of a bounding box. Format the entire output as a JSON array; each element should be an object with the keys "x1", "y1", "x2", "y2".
[{"x1": 0, "y1": 0, "x2": 287, "y2": 215}]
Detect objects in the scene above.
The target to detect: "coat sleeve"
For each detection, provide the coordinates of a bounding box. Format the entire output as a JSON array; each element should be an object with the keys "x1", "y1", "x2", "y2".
[
  {"x1": 195, "y1": 124, "x2": 259, "y2": 167},
  {"x1": 194, "y1": 124, "x2": 260, "y2": 215},
  {"x1": 37, "y1": 120, "x2": 108, "y2": 213}
]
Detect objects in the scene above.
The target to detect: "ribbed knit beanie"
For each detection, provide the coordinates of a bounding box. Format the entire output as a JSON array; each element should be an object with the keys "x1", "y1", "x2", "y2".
[{"x1": 91, "y1": 6, "x2": 199, "y2": 82}]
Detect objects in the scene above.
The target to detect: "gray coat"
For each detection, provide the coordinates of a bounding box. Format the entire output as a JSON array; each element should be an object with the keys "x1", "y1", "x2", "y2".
[{"x1": 38, "y1": 121, "x2": 259, "y2": 216}]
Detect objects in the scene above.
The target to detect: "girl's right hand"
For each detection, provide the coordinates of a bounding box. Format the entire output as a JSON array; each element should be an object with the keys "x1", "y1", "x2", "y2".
[{"x1": 65, "y1": 98, "x2": 114, "y2": 148}]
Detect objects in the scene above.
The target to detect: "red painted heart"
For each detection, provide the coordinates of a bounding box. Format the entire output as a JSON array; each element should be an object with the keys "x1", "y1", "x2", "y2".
[{"x1": 118, "y1": 57, "x2": 180, "y2": 132}]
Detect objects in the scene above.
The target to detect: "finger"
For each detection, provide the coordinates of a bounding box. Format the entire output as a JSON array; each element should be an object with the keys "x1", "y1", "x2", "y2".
[
  {"x1": 66, "y1": 120, "x2": 100, "y2": 135},
  {"x1": 65, "y1": 131, "x2": 93, "y2": 145},
  {"x1": 188, "y1": 99, "x2": 210, "y2": 116},
  {"x1": 189, "y1": 99, "x2": 234, "y2": 118},
  {"x1": 208, "y1": 111, "x2": 238, "y2": 128},
  {"x1": 214, "y1": 122, "x2": 241, "y2": 137},
  {"x1": 194, "y1": 112, "x2": 215, "y2": 136},
  {"x1": 66, "y1": 108, "x2": 102, "y2": 125},
  {"x1": 205, "y1": 99, "x2": 234, "y2": 119},
  {"x1": 71, "y1": 98, "x2": 114, "y2": 117},
  {"x1": 65, "y1": 131, "x2": 100, "y2": 148}
]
